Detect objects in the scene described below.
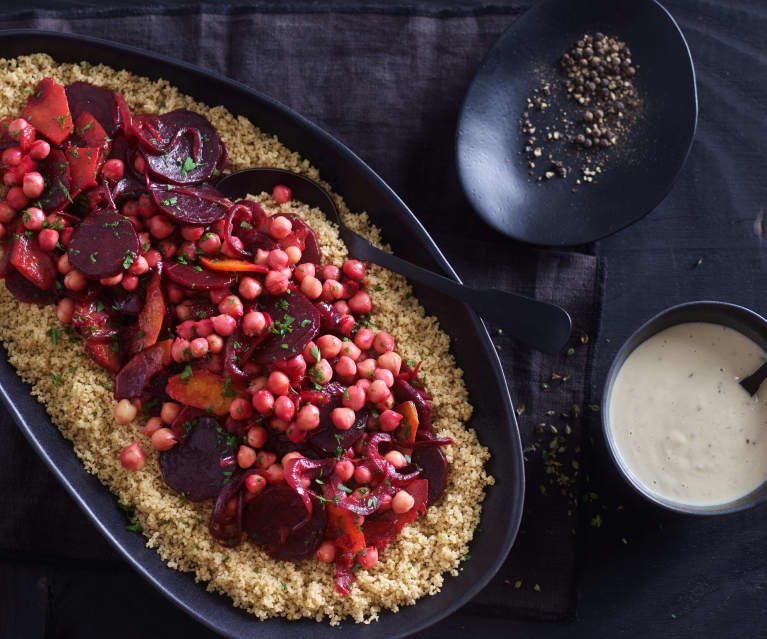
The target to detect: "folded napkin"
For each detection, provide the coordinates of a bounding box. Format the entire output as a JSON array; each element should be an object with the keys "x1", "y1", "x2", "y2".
[{"x1": 435, "y1": 237, "x2": 605, "y2": 620}]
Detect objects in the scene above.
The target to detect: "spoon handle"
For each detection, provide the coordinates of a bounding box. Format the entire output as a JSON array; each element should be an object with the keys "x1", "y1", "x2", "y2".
[
  {"x1": 740, "y1": 360, "x2": 767, "y2": 396},
  {"x1": 341, "y1": 229, "x2": 572, "y2": 354}
]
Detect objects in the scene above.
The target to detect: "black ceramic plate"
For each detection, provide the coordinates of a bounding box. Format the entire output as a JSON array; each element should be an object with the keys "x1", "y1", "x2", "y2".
[
  {"x1": 0, "y1": 31, "x2": 524, "y2": 639},
  {"x1": 456, "y1": 0, "x2": 697, "y2": 246}
]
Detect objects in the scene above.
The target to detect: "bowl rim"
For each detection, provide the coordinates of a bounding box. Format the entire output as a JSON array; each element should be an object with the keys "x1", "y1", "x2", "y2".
[{"x1": 601, "y1": 300, "x2": 767, "y2": 516}]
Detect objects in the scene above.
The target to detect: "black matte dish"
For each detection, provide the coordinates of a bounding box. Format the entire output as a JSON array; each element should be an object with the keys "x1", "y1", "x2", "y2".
[
  {"x1": 0, "y1": 30, "x2": 524, "y2": 639},
  {"x1": 456, "y1": 0, "x2": 697, "y2": 246},
  {"x1": 602, "y1": 301, "x2": 767, "y2": 515}
]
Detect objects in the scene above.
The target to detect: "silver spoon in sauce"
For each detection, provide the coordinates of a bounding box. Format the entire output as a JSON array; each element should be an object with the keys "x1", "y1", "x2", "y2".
[{"x1": 216, "y1": 167, "x2": 572, "y2": 354}]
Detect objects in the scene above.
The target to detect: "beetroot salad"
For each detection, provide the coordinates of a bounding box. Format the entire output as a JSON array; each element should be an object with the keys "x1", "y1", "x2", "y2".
[{"x1": 0, "y1": 77, "x2": 452, "y2": 594}]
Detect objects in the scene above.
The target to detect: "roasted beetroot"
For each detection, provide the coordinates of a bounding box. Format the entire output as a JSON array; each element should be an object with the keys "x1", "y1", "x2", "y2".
[
  {"x1": 149, "y1": 183, "x2": 229, "y2": 225},
  {"x1": 67, "y1": 210, "x2": 140, "y2": 279},
  {"x1": 66, "y1": 82, "x2": 120, "y2": 137},
  {"x1": 114, "y1": 341, "x2": 171, "y2": 399},
  {"x1": 4, "y1": 268, "x2": 55, "y2": 304},
  {"x1": 244, "y1": 485, "x2": 327, "y2": 561},
  {"x1": 22, "y1": 78, "x2": 73, "y2": 145},
  {"x1": 139, "y1": 110, "x2": 222, "y2": 185},
  {"x1": 362, "y1": 479, "x2": 428, "y2": 551},
  {"x1": 160, "y1": 416, "x2": 237, "y2": 502},
  {"x1": 251, "y1": 290, "x2": 320, "y2": 364},
  {"x1": 38, "y1": 149, "x2": 72, "y2": 211},
  {"x1": 307, "y1": 383, "x2": 368, "y2": 455},
  {"x1": 165, "y1": 261, "x2": 235, "y2": 290},
  {"x1": 10, "y1": 227, "x2": 56, "y2": 291},
  {"x1": 412, "y1": 432, "x2": 448, "y2": 505}
]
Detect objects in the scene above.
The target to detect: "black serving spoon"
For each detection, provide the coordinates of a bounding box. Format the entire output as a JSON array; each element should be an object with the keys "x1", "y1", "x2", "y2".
[
  {"x1": 217, "y1": 167, "x2": 572, "y2": 354},
  {"x1": 456, "y1": 0, "x2": 697, "y2": 246},
  {"x1": 740, "y1": 362, "x2": 767, "y2": 396}
]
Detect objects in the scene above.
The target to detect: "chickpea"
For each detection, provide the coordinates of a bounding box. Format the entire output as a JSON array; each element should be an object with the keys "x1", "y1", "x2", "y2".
[{"x1": 114, "y1": 398, "x2": 137, "y2": 425}]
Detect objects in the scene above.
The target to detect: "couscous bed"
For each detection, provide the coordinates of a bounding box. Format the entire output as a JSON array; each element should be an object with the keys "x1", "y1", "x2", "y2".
[{"x1": 0, "y1": 53, "x2": 492, "y2": 625}]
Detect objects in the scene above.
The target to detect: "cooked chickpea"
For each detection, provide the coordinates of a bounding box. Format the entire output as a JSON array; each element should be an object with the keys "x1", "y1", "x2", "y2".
[
  {"x1": 296, "y1": 404, "x2": 320, "y2": 431},
  {"x1": 293, "y1": 263, "x2": 315, "y2": 282},
  {"x1": 120, "y1": 442, "x2": 146, "y2": 471},
  {"x1": 247, "y1": 425, "x2": 268, "y2": 449},
  {"x1": 229, "y1": 397, "x2": 253, "y2": 420},
  {"x1": 114, "y1": 398, "x2": 137, "y2": 425},
  {"x1": 316, "y1": 540, "x2": 337, "y2": 563},
  {"x1": 151, "y1": 428, "x2": 178, "y2": 451},
  {"x1": 334, "y1": 459, "x2": 355, "y2": 482},
  {"x1": 316, "y1": 334, "x2": 343, "y2": 359},
  {"x1": 342, "y1": 384, "x2": 366, "y2": 412},
  {"x1": 237, "y1": 445, "x2": 257, "y2": 469},
  {"x1": 373, "y1": 331, "x2": 395, "y2": 354},
  {"x1": 384, "y1": 450, "x2": 407, "y2": 469},
  {"x1": 358, "y1": 546, "x2": 378, "y2": 570},
  {"x1": 160, "y1": 402, "x2": 181, "y2": 425},
  {"x1": 392, "y1": 490, "x2": 415, "y2": 514},
  {"x1": 141, "y1": 417, "x2": 163, "y2": 437}
]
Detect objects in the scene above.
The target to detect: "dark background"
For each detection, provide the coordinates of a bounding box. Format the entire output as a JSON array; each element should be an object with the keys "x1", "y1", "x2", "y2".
[{"x1": 2, "y1": 0, "x2": 767, "y2": 638}]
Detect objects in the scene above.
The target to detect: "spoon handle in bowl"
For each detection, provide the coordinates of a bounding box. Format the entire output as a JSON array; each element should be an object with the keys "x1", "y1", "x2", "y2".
[{"x1": 341, "y1": 229, "x2": 572, "y2": 354}]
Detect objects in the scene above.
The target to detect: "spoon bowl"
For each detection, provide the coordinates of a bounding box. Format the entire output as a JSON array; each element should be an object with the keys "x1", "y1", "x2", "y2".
[
  {"x1": 456, "y1": 0, "x2": 697, "y2": 246},
  {"x1": 217, "y1": 167, "x2": 572, "y2": 354}
]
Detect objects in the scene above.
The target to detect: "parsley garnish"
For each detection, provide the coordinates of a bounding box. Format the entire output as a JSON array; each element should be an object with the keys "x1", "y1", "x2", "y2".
[{"x1": 180, "y1": 365, "x2": 193, "y2": 383}]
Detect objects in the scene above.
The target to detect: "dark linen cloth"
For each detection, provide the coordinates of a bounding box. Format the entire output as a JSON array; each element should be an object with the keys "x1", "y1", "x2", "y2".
[{"x1": 0, "y1": 3, "x2": 604, "y2": 624}]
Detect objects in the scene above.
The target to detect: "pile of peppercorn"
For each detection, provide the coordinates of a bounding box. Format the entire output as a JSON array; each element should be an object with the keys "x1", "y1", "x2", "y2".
[{"x1": 559, "y1": 32, "x2": 640, "y2": 150}]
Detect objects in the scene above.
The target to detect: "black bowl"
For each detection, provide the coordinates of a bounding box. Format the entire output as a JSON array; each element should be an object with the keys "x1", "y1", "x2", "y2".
[
  {"x1": 602, "y1": 301, "x2": 767, "y2": 515},
  {"x1": 456, "y1": 0, "x2": 697, "y2": 246},
  {"x1": 0, "y1": 30, "x2": 524, "y2": 639}
]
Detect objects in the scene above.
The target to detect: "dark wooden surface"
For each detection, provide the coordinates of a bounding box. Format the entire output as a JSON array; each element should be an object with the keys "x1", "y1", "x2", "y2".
[{"x1": 2, "y1": 0, "x2": 767, "y2": 637}]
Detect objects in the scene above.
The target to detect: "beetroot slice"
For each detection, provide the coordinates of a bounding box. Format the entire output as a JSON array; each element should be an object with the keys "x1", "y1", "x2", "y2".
[
  {"x1": 265, "y1": 428, "x2": 319, "y2": 460},
  {"x1": 65, "y1": 82, "x2": 119, "y2": 137},
  {"x1": 285, "y1": 214, "x2": 322, "y2": 264},
  {"x1": 240, "y1": 229, "x2": 278, "y2": 253},
  {"x1": 108, "y1": 135, "x2": 145, "y2": 201},
  {"x1": 165, "y1": 262, "x2": 235, "y2": 290},
  {"x1": 149, "y1": 183, "x2": 228, "y2": 224},
  {"x1": 362, "y1": 479, "x2": 428, "y2": 551},
  {"x1": 309, "y1": 407, "x2": 368, "y2": 456},
  {"x1": 182, "y1": 297, "x2": 218, "y2": 320},
  {"x1": 38, "y1": 149, "x2": 72, "y2": 211},
  {"x1": 412, "y1": 432, "x2": 448, "y2": 505},
  {"x1": 244, "y1": 485, "x2": 327, "y2": 561},
  {"x1": 251, "y1": 291, "x2": 320, "y2": 364},
  {"x1": 141, "y1": 110, "x2": 221, "y2": 185},
  {"x1": 68, "y1": 210, "x2": 139, "y2": 279},
  {"x1": 114, "y1": 343, "x2": 166, "y2": 399},
  {"x1": 4, "y1": 268, "x2": 56, "y2": 305},
  {"x1": 308, "y1": 383, "x2": 368, "y2": 455},
  {"x1": 160, "y1": 416, "x2": 237, "y2": 502}
]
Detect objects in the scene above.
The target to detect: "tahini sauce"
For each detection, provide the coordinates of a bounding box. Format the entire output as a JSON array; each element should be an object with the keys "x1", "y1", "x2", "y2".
[{"x1": 609, "y1": 322, "x2": 767, "y2": 506}]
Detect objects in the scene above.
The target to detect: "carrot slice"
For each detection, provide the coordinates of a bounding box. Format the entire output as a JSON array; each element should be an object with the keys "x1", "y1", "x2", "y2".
[
  {"x1": 326, "y1": 503, "x2": 366, "y2": 554},
  {"x1": 396, "y1": 400, "x2": 419, "y2": 455},
  {"x1": 133, "y1": 271, "x2": 165, "y2": 353},
  {"x1": 199, "y1": 256, "x2": 268, "y2": 273},
  {"x1": 22, "y1": 78, "x2": 73, "y2": 145},
  {"x1": 166, "y1": 369, "x2": 244, "y2": 416}
]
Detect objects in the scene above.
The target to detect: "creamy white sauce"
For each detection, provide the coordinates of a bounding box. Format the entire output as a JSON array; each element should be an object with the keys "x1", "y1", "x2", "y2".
[{"x1": 609, "y1": 322, "x2": 767, "y2": 506}]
